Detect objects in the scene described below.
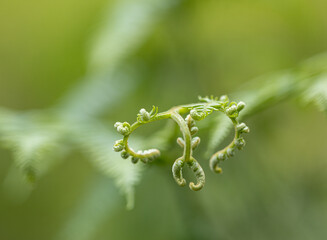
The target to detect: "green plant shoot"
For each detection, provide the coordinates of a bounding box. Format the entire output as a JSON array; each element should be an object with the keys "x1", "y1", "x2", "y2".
[{"x1": 113, "y1": 95, "x2": 250, "y2": 191}]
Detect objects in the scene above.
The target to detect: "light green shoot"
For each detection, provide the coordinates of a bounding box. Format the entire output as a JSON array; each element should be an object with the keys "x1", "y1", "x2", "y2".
[{"x1": 113, "y1": 95, "x2": 250, "y2": 191}]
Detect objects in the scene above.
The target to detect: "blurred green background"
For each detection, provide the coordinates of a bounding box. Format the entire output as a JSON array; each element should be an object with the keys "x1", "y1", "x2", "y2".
[{"x1": 0, "y1": 0, "x2": 327, "y2": 239}]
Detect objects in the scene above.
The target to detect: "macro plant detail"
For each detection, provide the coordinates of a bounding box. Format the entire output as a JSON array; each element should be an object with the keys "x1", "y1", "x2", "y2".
[
  {"x1": 1, "y1": 0, "x2": 327, "y2": 239},
  {"x1": 113, "y1": 95, "x2": 250, "y2": 191}
]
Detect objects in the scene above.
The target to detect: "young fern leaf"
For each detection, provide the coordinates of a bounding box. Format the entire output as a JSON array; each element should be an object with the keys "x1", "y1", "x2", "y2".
[
  {"x1": 76, "y1": 122, "x2": 143, "y2": 209},
  {"x1": 58, "y1": 0, "x2": 180, "y2": 120},
  {"x1": 113, "y1": 96, "x2": 249, "y2": 191},
  {"x1": 0, "y1": 109, "x2": 66, "y2": 182}
]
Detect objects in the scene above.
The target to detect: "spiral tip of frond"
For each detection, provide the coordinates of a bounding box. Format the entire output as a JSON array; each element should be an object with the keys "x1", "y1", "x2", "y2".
[
  {"x1": 138, "y1": 108, "x2": 150, "y2": 121},
  {"x1": 172, "y1": 158, "x2": 186, "y2": 187},
  {"x1": 189, "y1": 181, "x2": 204, "y2": 191},
  {"x1": 214, "y1": 166, "x2": 223, "y2": 174},
  {"x1": 187, "y1": 158, "x2": 205, "y2": 191},
  {"x1": 209, "y1": 154, "x2": 224, "y2": 173},
  {"x1": 114, "y1": 122, "x2": 131, "y2": 136},
  {"x1": 210, "y1": 162, "x2": 222, "y2": 173},
  {"x1": 177, "y1": 178, "x2": 187, "y2": 187},
  {"x1": 190, "y1": 109, "x2": 206, "y2": 121},
  {"x1": 137, "y1": 106, "x2": 158, "y2": 123}
]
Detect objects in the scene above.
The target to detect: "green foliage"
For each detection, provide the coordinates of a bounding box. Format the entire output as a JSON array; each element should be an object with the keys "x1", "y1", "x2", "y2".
[
  {"x1": 0, "y1": 0, "x2": 326, "y2": 209},
  {"x1": 0, "y1": 0, "x2": 181, "y2": 208},
  {"x1": 113, "y1": 95, "x2": 249, "y2": 191},
  {"x1": 75, "y1": 122, "x2": 143, "y2": 209},
  {"x1": 207, "y1": 54, "x2": 327, "y2": 156},
  {"x1": 0, "y1": 109, "x2": 67, "y2": 181},
  {"x1": 1, "y1": 0, "x2": 327, "y2": 239}
]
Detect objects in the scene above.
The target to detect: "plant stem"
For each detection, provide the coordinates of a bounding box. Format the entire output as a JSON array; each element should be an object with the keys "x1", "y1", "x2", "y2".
[{"x1": 170, "y1": 111, "x2": 192, "y2": 162}]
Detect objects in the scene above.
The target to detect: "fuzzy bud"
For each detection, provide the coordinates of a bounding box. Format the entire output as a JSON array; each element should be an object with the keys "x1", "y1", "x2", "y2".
[
  {"x1": 190, "y1": 109, "x2": 205, "y2": 121},
  {"x1": 139, "y1": 108, "x2": 150, "y2": 122},
  {"x1": 191, "y1": 137, "x2": 201, "y2": 149},
  {"x1": 226, "y1": 105, "x2": 237, "y2": 117},
  {"x1": 237, "y1": 101, "x2": 246, "y2": 112},
  {"x1": 242, "y1": 126, "x2": 250, "y2": 133},
  {"x1": 217, "y1": 152, "x2": 226, "y2": 161},
  {"x1": 190, "y1": 126, "x2": 199, "y2": 135},
  {"x1": 131, "y1": 156, "x2": 139, "y2": 164},
  {"x1": 185, "y1": 114, "x2": 196, "y2": 128},
  {"x1": 114, "y1": 122, "x2": 131, "y2": 136},
  {"x1": 121, "y1": 150, "x2": 130, "y2": 159},
  {"x1": 113, "y1": 139, "x2": 124, "y2": 152},
  {"x1": 236, "y1": 123, "x2": 246, "y2": 131},
  {"x1": 227, "y1": 148, "x2": 235, "y2": 157},
  {"x1": 235, "y1": 138, "x2": 246, "y2": 150},
  {"x1": 237, "y1": 123, "x2": 250, "y2": 133}
]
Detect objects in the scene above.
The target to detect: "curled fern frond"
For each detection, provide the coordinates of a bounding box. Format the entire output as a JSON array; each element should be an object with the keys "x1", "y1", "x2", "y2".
[
  {"x1": 137, "y1": 106, "x2": 158, "y2": 123},
  {"x1": 114, "y1": 122, "x2": 131, "y2": 136},
  {"x1": 113, "y1": 107, "x2": 162, "y2": 164},
  {"x1": 172, "y1": 157, "x2": 186, "y2": 187},
  {"x1": 113, "y1": 96, "x2": 249, "y2": 191},
  {"x1": 187, "y1": 158, "x2": 205, "y2": 191}
]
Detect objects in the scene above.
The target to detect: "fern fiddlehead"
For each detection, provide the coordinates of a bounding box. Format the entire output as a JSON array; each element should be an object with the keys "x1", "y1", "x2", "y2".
[{"x1": 113, "y1": 95, "x2": 250, "y2": 191}]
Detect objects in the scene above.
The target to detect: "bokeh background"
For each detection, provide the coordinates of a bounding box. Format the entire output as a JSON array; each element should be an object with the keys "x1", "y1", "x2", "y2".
[{"x1": 0, "y1": 0, "x2": 327, "y2": 239}]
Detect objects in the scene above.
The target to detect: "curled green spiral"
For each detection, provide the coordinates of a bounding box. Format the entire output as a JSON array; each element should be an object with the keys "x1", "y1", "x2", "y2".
[{"x1": 113, "y1": 95, "x2": 249, "y2": 191}]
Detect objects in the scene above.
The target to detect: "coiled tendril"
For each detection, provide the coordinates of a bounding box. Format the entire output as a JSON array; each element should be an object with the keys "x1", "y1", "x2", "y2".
[{"x1": 113, "y1": 95, "x2": 249, "y2": 191}]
